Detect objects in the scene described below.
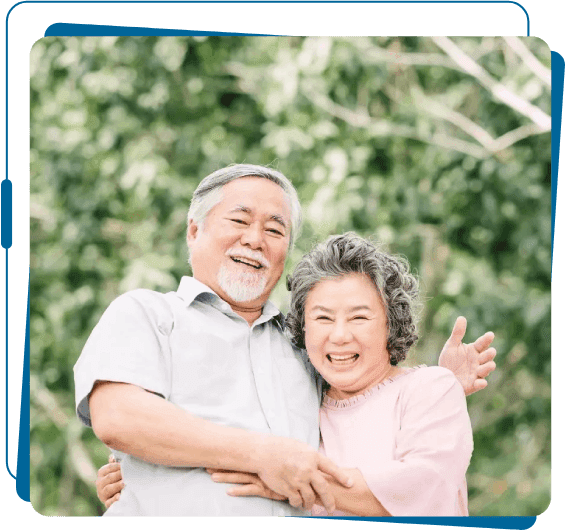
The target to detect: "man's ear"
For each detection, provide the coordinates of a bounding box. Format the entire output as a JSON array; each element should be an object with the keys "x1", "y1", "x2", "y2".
[{"x1": 186, "y1": 219, "x2": 199, "y2": 247}]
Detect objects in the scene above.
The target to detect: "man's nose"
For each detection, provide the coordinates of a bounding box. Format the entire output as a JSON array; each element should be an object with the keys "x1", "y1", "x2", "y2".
[
  {"x1": 329, "y1": 320, "x2": 353, "y2": 345},
  {"x1": 240, "y1": 223, "x2": 264, "y2": 249}
]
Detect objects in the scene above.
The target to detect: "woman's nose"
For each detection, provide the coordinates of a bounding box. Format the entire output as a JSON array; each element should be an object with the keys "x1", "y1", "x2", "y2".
[{"x1": 329, "y1": 320, "x2": 353, "y2": 344}]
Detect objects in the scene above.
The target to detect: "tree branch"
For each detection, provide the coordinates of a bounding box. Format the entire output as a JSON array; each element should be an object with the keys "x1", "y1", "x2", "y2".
[
  {"x1": 409, "y1": 87, "x2": 547, "y2": 152},
  {"x1": 302, "y1": 88, "x2": 489, "y2": 158},
  {"x1": 408, "y1": 87, "x2": 495, "y2": 148},
  {"x1": 490, "y1": 123, "x2": 547, "y2": 152},
  {"x1": 503, "y1": 37, "x2": 551, "y2": 87},
  {"x1": 432, "y1": 37, "x2": 551, "y2": 131}
]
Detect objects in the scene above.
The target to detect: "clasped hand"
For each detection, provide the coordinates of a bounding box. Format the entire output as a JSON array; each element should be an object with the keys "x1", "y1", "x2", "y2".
[{"x1": 210, "y1": 435, "x2": 353, "y2": 513}]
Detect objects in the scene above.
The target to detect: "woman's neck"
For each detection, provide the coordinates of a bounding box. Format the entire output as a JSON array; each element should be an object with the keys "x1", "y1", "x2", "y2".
[{"x1": 326, "y1": 365, "x2": 403, "y2": 401}]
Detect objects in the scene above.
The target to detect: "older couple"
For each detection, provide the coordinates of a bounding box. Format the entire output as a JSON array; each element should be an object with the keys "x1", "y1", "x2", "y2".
[{"x1": 74, "y1": 164, "x2": 496, "y2": 516}]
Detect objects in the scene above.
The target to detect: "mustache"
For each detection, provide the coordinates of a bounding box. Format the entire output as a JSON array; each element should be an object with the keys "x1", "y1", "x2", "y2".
[{"x1": 225, "y1": 248, "x2": 270, "y2": 269}]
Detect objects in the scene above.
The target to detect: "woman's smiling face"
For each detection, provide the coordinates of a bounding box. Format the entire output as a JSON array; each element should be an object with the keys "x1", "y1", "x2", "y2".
[{"x1": 304, "y1": 273, "x2": 393, "y2": 400}]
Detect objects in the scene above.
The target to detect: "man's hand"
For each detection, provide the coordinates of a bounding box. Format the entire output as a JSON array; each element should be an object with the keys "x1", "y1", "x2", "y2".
[
  {"x1": 438, "y1": 316, "x2": 496, "y2": 396},
  {"x1": 96, "y1": 455, "x2": 124, "y2": 509},
  {"x1": 252, "y1": 435, "x2": 353, "y2": 514}
]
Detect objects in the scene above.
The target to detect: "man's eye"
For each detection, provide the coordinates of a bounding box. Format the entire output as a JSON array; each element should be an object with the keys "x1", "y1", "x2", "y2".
[
  {"x1": 267, "y1": 228, "x2": 284, "y2": 236},
  {"x1": 230, "y1": 219, "x2": 246, "y2": 225}
]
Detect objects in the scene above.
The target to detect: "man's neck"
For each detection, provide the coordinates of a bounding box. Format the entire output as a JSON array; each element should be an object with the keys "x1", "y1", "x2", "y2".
[
  {"x1": 231, "y1": 305, "x2": 264, "y2": 326},
  {"x1": 191, "y1": 276, "x2": 268, "y2": 326}
]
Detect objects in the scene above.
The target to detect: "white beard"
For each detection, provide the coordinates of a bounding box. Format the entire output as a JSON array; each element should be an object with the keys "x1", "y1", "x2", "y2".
[{"x1": 217, "y1": 262, "x2": 269, "y2": 303}]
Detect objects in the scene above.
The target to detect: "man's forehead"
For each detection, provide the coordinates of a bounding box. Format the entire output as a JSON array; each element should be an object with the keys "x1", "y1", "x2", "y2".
[{"x1": 217, "y1": 178, "x2": 292, "y2": 217}]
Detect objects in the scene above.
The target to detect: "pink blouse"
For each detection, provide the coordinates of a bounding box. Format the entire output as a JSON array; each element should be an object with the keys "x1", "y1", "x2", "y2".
[{"x1": 315, "y1": 365, "x2": 473, "y2": 517}]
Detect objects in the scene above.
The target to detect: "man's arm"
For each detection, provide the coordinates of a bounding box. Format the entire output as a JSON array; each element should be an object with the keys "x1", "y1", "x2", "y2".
[
  {"x1": 89, "y1": 381, "x2": 352, "y2": 512},
  {"x1": 438, "y1": 316, "x2": 496, "y2": 396},
  {"x1": 90, "y1": 381, "x2": 271, "y2": 469}
]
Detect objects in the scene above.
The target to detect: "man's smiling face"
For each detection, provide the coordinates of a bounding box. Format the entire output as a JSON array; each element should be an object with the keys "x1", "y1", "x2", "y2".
[{"x1": 187, "y1": 176, "x2": 292, "y2": 309}]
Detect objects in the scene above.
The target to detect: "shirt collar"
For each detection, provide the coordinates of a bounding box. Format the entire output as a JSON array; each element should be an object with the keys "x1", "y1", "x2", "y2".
[
  {"x1": 259, "y1": 299, "x2": 286, "y2": 330},
  {"x1": 176, "y1": 276, "x2": 284, "y2": 327},
  {"x1": 176, "y1": 276, "x2": 219, "y2": 306}
]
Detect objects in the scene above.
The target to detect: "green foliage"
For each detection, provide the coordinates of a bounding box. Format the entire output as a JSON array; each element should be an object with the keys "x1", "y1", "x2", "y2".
[{"x1": 30, "y1": 36, "x2": 551, "y2": 516}]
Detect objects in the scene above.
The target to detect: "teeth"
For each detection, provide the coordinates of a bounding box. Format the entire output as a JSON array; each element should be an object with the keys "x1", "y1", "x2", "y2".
[
  {"x1": 327, "y1": 354, "x2": 359, "y2": 363},
  {"x1": 232, "y1": 257, "x2": 262, "y2": 269}
]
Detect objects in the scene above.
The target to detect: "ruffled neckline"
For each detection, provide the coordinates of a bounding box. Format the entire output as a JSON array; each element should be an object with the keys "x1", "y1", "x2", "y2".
[{"x1": 322, "y1": 364, "x2": 427, "y2": 409}]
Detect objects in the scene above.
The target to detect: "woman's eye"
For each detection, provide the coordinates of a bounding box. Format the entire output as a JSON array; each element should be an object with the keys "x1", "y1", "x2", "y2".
[
  {"x1": 316, "y1": 316, "x2": 332, "y2": 321},
  {"x1": 352, "y1": 316, "x2": 368, "y2": 321}
]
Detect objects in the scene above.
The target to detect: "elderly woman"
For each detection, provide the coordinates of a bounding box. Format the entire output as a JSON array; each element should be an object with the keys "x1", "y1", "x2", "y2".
[
  {"x1": 97, "y1": 233, "x2": 486, "y2": 516},
  {"x1": 298, "y1": 233, "x2": 473, "y2": 515}
]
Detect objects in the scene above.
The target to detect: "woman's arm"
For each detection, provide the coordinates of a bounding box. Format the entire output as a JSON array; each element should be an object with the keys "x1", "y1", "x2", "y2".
[
  {"x1": 212, "y1": 468, "x2": 390, "y2": 516},
  {"x1": 361, "y1": 367, "x2": 474, "y2": 516},
  {"x1": 320, "y1": 468, "x2": 391, "y2": 516}
]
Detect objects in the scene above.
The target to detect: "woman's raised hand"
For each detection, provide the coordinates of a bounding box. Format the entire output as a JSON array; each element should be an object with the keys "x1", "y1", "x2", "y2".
[{"x1": 439, "y1": 316, "x2": 497, "y2": 396}]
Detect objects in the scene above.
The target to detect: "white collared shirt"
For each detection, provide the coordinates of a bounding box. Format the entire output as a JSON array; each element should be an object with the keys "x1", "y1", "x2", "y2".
[{"x1": 74, "y1": 276, "x2": 321, "y2": 516}]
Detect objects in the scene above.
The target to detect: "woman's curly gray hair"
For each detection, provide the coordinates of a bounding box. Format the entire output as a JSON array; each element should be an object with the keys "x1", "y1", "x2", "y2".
[{"x1": 286, "y1": 233, "x2": 421, "y2": 365}]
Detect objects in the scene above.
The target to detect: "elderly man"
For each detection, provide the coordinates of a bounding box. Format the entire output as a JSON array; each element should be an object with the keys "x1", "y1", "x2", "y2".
[{"x1": 75, "y1": 164, "x2": 495, "y2": 516}]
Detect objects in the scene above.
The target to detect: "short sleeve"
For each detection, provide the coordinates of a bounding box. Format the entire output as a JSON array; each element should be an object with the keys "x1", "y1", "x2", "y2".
[
  {"x1": 73, "y1": 290, "x2": 174, "y2": 427},
  {"x1": 365, "y1": 367, "x2": 473, "y2": 516}
]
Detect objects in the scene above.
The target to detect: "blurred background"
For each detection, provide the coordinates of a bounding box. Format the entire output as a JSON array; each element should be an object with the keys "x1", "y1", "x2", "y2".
[{"x1": 29, "y1": 36, "x2": 551, "y2": 516}]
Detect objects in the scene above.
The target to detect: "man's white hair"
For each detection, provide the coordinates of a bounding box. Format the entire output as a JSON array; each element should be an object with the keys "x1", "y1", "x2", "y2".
[{"x1": 187, "y1": 164, "x2": 302, "y2": 249}]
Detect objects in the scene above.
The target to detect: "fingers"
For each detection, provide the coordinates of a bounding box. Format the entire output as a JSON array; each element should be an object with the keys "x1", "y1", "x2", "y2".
[
  {"x1": 98, "y1": 469, "x2": 122, "y2": 488},
  {"x1": 97, "y1": 474, "x2": 123, "y2": 504},
  {"x1": 287, "y1": 490, "x2": 304, "y2": 508},
  {"x1": 298, "y1": 484, "x2": 316, "y2": 511},
  {"x1": 97, "y1": 462, "x2": 121, "y2": 479},
  {"x1": 477, "y1": 360, "x2": 496, "y2": 379},
  {"x1": 108, "y1": 454, "x2": 116, "y2": 464},
  {"x1": 104, "y1": 492, "x2": 120, "y2": 509},
  {"x1": 447, "y1": 316, "x2": 467, "y2": 345},
  {"x1": 318, "y1": 456, "x2": 354, "y2": 488},
  {"x1": 211, "y1": 472, "x2": 258, "y2": 485},
  {"x1": 472, "y1": 378, "x2": 488, "y2": 392},
  {"x1": 310, "y1": 472, "x2": 335, "y2": 514},
  {"x1": 478, "y1": 347, "x2": 497, "y2": 365},
  {"x1": 227, "y1": 484, "x2": 286, "y2": 501},
  {"x1": 102, "y1": 479, "x2": 125, "y2": 500},
  {"x1": 473, "y1": 331, "x2": 495, "y2": 353},
  {"x1": 226, "y1": 484, "x2": 263, "y2": 497}
]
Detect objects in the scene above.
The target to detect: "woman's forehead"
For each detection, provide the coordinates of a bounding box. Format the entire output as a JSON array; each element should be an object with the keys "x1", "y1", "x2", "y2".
[{"x1": 306, "y1": 273, "x2": 383, "y2": 308}]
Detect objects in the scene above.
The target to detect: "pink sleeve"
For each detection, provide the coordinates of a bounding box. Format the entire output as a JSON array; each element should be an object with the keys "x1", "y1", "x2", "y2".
[{"x1": 365, "y1": 367, "x2": 473, "y2": 516}]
